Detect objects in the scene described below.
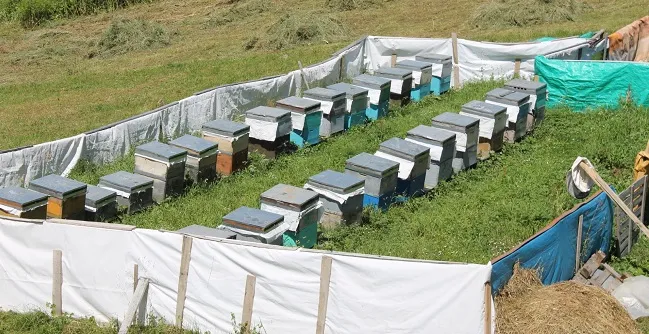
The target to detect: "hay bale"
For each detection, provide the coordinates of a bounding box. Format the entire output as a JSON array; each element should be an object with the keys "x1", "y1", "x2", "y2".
[
  {"x1": 263, "y1": 11, "x2": 347, "y2": 50},
  {"x1": 471, "y1": 0, "x2": 590, "y2": 28},
  {"x1": 496, "y1": 264, "x2": 641, "y2": 334}
]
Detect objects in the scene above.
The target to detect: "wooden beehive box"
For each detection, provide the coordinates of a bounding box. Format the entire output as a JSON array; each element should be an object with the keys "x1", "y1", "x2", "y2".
[
  {"x1": 28, "y1": 174, "x2": 87, "y2": 220},
  {"x1": 98, "y1": 171, "x2": 154, "y2": 214},
  {"x1": 245, "y1": 106, "x2": 292, "y2": 159},
  {"x1": 0, "y1": 187, "x2": 48, "y2": 219},
  {"x1": 169, "y1": 135, "x2": 219, "y2": 183}
]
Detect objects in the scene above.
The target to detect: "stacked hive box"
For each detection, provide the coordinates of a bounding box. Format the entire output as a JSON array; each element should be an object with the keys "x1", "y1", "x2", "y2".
[
  {"x1": 406, "y1": 125, "x2": 456, "y2": 190},
  {"x1": 260, "y1": 184, "x2": 321, "y2": 248},
  {"x1": 245, "y1": 106, "x2": 292, "y2": 159},
  {"x1": 460, "y1": 100, "x2": 508, "y2": 157},
  {"x1": 375, "y1": 138, "x2": 430, "y2": 198},
  {"x1": 374, "y1": 67, "x2": 413, "y2": 107},
  {"x1": 202, "y1": 120, "x2": 250, "y2": 175},
  {"x1": 177, "y1": 224, "x2": 237, "y2": 239},
  {"x1": 169, "y1": 135, "x2": 219, "y2": 184},
  {"x1": 484, "y1": 88, "x2": 531, "y2": 142},
  {"x1": 345, "y1": 152, "x2": 399, "y2": 210},
  {"x1": 84, "y1": 185, "x2": 118, "y2": 222},
  {"x1": 221, "y1": 206, "x2": 287, "y2": 245},
  {"x1": 504, "y1": 79, "x2": 547, "y2": 130},
  {"x1": 431, "y1": 112, "x2": 480, "y2": 172},
  {"x1": 303, "y1": 87, "x2": 346, "y2": 137},
  {"x1": 276, "y1": 97, "x2": 322, "y2": 148},
  {"x1": 98, "y1": 171, "x2": 154, "y2": 214},
  {"x1": 0, "y1": 187, "x2": 48, "y2": 219},
  {"x1": 396, "y1": 59, "x2": 433, "y2": 101},
  {"x1": 352, "y1": 74, "x2": 391, "y2": 121},
  {"x1": 134, "y1": 141, "x2": 187, "y2": 203},
  {"x1": 29, "y1": 174, "x2": 87, "y2": 220},
  {"x1": 304, "y1": 170, "x2": 365, "y2": 228},
  {"x1": 327, "y1": 82, "x2": 369, "y2": 129},
  {"x1": 415, "y1": 53, "x2": 453, "y2": 95}
]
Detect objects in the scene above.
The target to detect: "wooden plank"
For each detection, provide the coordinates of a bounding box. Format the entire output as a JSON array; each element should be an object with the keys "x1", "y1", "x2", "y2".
[
  {"x1": 451, "y1": 32, "x2": 460, "y2": 88},
  {"x1": 579, "y1": 251, "x2": 605, "y2": 279},
  {"x1": 602, "y1": 263, "x2": 624, "y2": 281},
  {"x1": 47, "y1": 218, "x2": 136, "y2": 231},
  {"x1": 52, "y1": 250, "x2": 63, "y2": 316},
  {"x1": 391, "y1": 54, "x2": 397, "y2": 67},
  {"x1": 316, "y1": 256, "x2": 334, "y2": 334},
  {"x1": 601, "y1": 275, "x2": 622, "y2": 293},
  {"x1": 589, "y1": 269, "x2": 610, "y2": 287},
  {"x1": 575, "y1": 215, "x2": 583, "y2": 272},
  {"x1": 484, "y1": 281, "x2": 492, "y2": 334},
  {"x1": 133, "y1": 264, "x2": 139, "y2": 293},
  {"x1": 118, "y1": 278, "x2": 150, "y2": 334},
  {"x1": 338, "y1": 57, "x2": 345, "y2": 81},
  {"x1": 242, "y1": 274, "x2": 257, "y2": 330},
  {"x1": 175, "y1": 236, "x2": 193, "y2": 328},
  {"x1": 298, "y1": 61, "x2": 310, "y2": 92}
]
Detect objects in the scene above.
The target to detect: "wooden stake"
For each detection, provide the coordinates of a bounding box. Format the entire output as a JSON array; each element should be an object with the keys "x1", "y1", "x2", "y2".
[
  {"x1": 514, "y1": 59, "x2": 521, "y2": 78},
  {"x1": 338, "y1": 57, "x2": 345, "y2": 81},
  {"x1": 451, "y1": 32, "x2": 460, "y2": 88},
  {"x1": 579, "y1": 161, "x2": 649, "y2": 239},
  {"x1": 316, "y1": 256, "x2": 333, "y2": 334},
  {"x1": 119, "y1": 278, "x2": 150, "y2": 334},
  {"x1": 52, "y1": 250, "x2": 63, "y2": 316},
  {"x1": 391, "y1": 54, "x2": 397, "y2": 67},
  {"x1": 133, "y1": 264, "x2": 139, "y2": 293},
  {"x1": 242, "y1": 275, "x2": 257, "y2": 332},
  {"x1": 175, "y1": 236, "x2": 193, "y2": 327},
  {"x1": 533, "y1": 75, "x2": 540, "y2": 82},
  {"x1": 298, "y1": 61, "x2": 310, "y2": 92},
  {"x1": 484, "y1": 281, "x2": 492, "y2": 334},
  {"x1": 575, "y1": 215, "x2": 583, "y2": 273}
]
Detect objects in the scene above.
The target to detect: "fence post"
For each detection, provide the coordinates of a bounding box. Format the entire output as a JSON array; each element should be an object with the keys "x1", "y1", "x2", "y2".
[
  {"x1": 391, "y1": 54, "x2": 397, "y2": 67},
  {"x1": 241, "y1": 274, "x2": 257, "y2": 332},
  {"x1": 514, "y1": 59, "x2": 521, "y2": 78},
  {"x1": 52, "y1": 250, "x2": 63, "y2": 316},
  {"x1": 175, "y1": 236, "x2": 193, "y2": 327},
  {"x1": 316, "y1": 256, "x2": 333, "y2": 334},
  {"x1": 451, "y1": 32, "x2": 461, "y2": 88},
  {"x1": 575, "y1": 215, "x2": 584, "y2": 272},
  {"x1": 484, "y1": 281, "x2": 492, "y2": 334}
]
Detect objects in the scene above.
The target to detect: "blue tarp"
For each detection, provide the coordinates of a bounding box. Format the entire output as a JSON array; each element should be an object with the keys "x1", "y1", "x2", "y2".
[{"x1": 491, "y1": 191, "x2": 613, "y2": 294}]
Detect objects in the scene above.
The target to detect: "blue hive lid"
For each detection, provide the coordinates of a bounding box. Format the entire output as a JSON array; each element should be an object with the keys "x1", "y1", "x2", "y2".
[
  {"x1": 406, "y1": 125, "x2": 456, "y2": 145},
  {"x1": 28, "y1": 174, "x2": 87, "y2": 199},
  {"x1": 462, "y1": 100, "x2": 507, "y2": 117},
  {"x1": 99, "y1": 171, "x2": 154, "y2": 193},
  {"x1": 307, "y1": 170, "x2": 364, "y2": 194},
  {"x1": 303, "y1": 87, "x2": 345, "y2": 101},
  {"x1": 177, "y1": 224, "x2": 237, "y2": 239},
  {"x1": 85, "y1": 185, "x2": 117, "y2": 207},
  {"x1": 0, "y1": 187, "x2": 48, "y2": 209},
  {"x1": 415, "y1": 53, "x2": 452, "y2": 63},
  {"x1": 276, "y1": 96, "x2": 321, "y2": 114},
  {"x1": 326, "y1": 83, "x2": 368, "y2": 99},
  {"x1": 375, "y1": 67, "x2": 412, "y2": 80},
  {"x1": 136, "y1": 141, "x2": 187, "y2": 162},
  {"x1": 246, "y1": 106, "x2": 291, "y2": 122},
  {"x1": 345, "y1": 152, "x2": 399, "y2": 177},
  {"x1": 352, "y1": 74, "x2": 391, "y2": 90},
  {"x1": 169, "y1": 135, "x2": 218, "y2": 157},
  {"x1": 432, "y1": 112, "x2": 480, "y2": 129},
  {"x1": 222, "y1": 206, "x2": 284, "y2": 233},
  {"x1": 379, "y1": 138, "x2": 429, "y2": 161},
  {"x1": 396, "y1": 59, "x2": 433, "y2": 71},
  {"x1": 202, "y1": 119, "x2": 250, "y2": 137}
]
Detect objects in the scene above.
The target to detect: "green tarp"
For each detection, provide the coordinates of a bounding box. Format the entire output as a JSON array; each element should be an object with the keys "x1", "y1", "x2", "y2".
[{"x1": 535, "y1": 55, "x2": 649, "y2": 111}]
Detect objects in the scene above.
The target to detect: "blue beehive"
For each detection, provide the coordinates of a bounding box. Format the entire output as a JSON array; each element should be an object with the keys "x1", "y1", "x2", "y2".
[
  {"x1": 327, "y1": 82, "x2": 369, "y2": 129},
  {"x1": 344, "y1": 153, "x2": 399, "y2": 210},
  {"x1": 260, "y1": 184, "x2": 320, "y2": 248},
  {"x1": 415, "y1": 54, "x2": 452, "y2": 95},
  {"x1": 276, "y1": 96, "x2": 322, "y2": 148},
  {"x1": 374, "y1": 67, "x2": 413, "y2": 107},
  {"x1": 352, "y1": 74, "x2": 391, "y2": 121},
  {"x1": 376, "y1": 138, "x2": 430, "y2": 198},
  {"x1": 396, "y1": 59, "x2": 433, "y2": 101},
  {"x1": 303, "y1": 87, "x2": 346, "y2": 137}
]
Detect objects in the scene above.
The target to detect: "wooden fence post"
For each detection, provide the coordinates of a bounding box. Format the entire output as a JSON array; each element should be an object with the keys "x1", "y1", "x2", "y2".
[
  {"x1": 133, "y1": 264, "x2": 139, "y2": 293},
  {"x1": 514, "y1": 59, "x2": 521, "y2": 78},
  {"x1": 118, "y1": 278, "x2": 150, "y2": 334},
  {"x1": 315, "y1": 256, "x2": 333, "y2": 334},
  {"x1": 241, "y1": 275, "x2": 257, "y2": 332},
  {"x1": 175, "y1": 236, "x2": 193, "y2": 327},
  {"x1": 52, "y1": 250, "x2": 63, "y2": 316},
  {"x1": 484, "y1": 281, "x2": 492, "y2": 334},
  {"x1": 575, "y1": 215, "x2": 584, "y2": 272},
  {"x1": 391, "y1": 54, "x2": 397, "y2": 67},
  {"x1": 451, "y1": 32, "x2": 461, "y2": 88}
]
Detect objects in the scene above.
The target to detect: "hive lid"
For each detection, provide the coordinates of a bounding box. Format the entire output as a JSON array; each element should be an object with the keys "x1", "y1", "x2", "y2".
[
  {"x1": 28, "y1": 174, "x2": 87, "y2": 199},
  {"x1": 375, "y1": 67, "x2": 413, "y2": 80},
  {"x1": 432, "y1": 112, "x2": 479, "y2": 129},
  {"x1": 406, "y1": 125, "x2": 456, "y2": 145},
  {"x1": 379, "y1": 138, "x2": 429, "y2": 160},
  {"x1": 99, "y1": 171, "x2": 154, "y2": 193},
  {"x1": 202, "y1": 119, "x2": 250, "y2": 137},
  {"x1": 461, "y1": 100, "x2": 507, "y2": 117},
  {"x1": 352, "y1": 74, "x2": 391, "y2": 90},
  {"x1": 396, "y1": 59, "x2": 432, "y2": 71},
  {"x1": 504, "y1": 79, "x2": 547, "y2": 94},
  {"x1": 177, "y1": 224, "x2": 237, "y2": 239},
  {"x1": 260, "y1": 184, "x2": 319, "y2": 210},
  {"x1": 0, "y1": 187, "x2": 48, "y2": 210},
  {"x1": 485, "y1": 88, "x2": 530, "y2": 105},
  {"x1": 135, "y1": 141, "x2": 187, "y2": 162},
  {"x1": 303, "y1": 87, "x2": 345, "y2": 101},
  {"x1": 345, "y1": 152, "x2": 399, "y2": 176},
  {"x1": 246, "y1": 106, "x2": 291, "y2": 122},
  {"x1": 415, "y1": 53, "x2": 452, "y2": 63},
  {"x1": 169, "y1": 135, "x2": 218, "y2": 157},
  {"x1": 85, "y1": 185, "x2": 117, "y2": 207},
  {"x1": 326, "y1": 83, "x2": 368, "y2": 99},
  {"x1": 307, "y1": 170, "x2": 365, "y2": 194},
  {"x1": 276, "y1": 96, "x2": 321, "y2": 114},
  {"x1": 222, "y1": 206, "x2": 284, "y2": 233}
]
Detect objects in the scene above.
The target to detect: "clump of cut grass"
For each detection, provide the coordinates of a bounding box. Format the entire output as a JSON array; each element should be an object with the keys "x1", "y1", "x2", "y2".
[
  {"x1": 95, "y1": 18, "x2": 171, "y2": 57},
  {"x1": 324, "y1": 0, "x2": 387, "y2": 11},
  {"x1": 206, "y1": 0, "x2": 270, "y2": 27},
  {"x1": 471, "y1": 0, "x2": 590, "y2": 28},
  {"x1": 262, "y1": 11, "x2": 347, "y2": 50}
]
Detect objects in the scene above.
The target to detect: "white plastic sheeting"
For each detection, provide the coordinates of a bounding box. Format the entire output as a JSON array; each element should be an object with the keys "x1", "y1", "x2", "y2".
[{"x1": 0, "y1": 217, "x2": 494, "y2": 333}]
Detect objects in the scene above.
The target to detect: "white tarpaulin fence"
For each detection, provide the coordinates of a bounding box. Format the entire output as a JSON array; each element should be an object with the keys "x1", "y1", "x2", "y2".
[
  {"x1": 0, "y1": 35, "x2": 603, "y2": 188},
  {"x1": 0, "y1": 217, "x2": 494, "y2": 333}
]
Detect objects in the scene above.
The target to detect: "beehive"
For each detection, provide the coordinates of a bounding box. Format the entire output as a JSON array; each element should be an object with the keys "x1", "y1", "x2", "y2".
[
  {"x1": 305, "y1": 170, "x2": 365, "y2": 228},
  {"x1": 98, "y1": 171, "x2": 154, "y2": 214},
  {"x1": 168, "y1": 135, "x2": 219, "y2": 184},
  {"x1": 485, "y1": 88, "x2": 531, "y2": 142},
  {"x1": 28, "y1": 174, "x2": 87, "y2": 220},
  {"x1": 134, "y1": 141, "x2": 187, "y2": 203},
  {"x1": 395, "y1": 59, "x2": 433, "y2": 101},
  {"x1": 406, "y1": 125, "x2": 457, "y2": 189},
  {"x1": 415, "y1": 53, "x2": 453, "y2": 95},
  {"x1": 345, "y1": 152, "x2": 399, "y2": 210},
  {"x1": 245, "y1": 106, "x2": 292, "y2": 159},
  {"x1": 0, "y1": 187, "x2": 48, "y2": 219},
  {"x1": 504, "y1": 79, "x2": 547, "y2": 129},
  {"x1": 84, "y1": 185, "x2": 118, "y2": 222},
  {"x1": 460, "y1": 100, "x2": 508, "y2": 154},
  {"x1": 431, "y1": 112, "x2": 480, "y2": 172},
  {"x1": 202, "y1": 119, "x2": 250, "y2": 175},
  {"x1": 276, "y1": 96, "x2": 322, "y2": 148},
  {"x1": 303, "y1": 87, "x2": 346, "y2": 137},
  {"x1": 221, "y1": 206, "x2": 286, "y2": 245},
  {"x1": 326, "y1": 82, "x2": 369, "y2": 129},
  {"x1": 352, "y1": 74, "x2": 391, "y2": 120},
  {"x1": 376, "y1": 138, "x2": 430, "y2": 197},
  {"x1": 374, "y1": 67, "x2": 413, "y2": 107}
]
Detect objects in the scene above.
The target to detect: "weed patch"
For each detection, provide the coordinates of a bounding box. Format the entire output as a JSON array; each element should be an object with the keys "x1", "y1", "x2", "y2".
[
  {"x1": 94, "y1": 18, "x2": 171, "y2": 57},
  {"x1": 471, "y1": 0, "x2": 590, "y2": 28}
]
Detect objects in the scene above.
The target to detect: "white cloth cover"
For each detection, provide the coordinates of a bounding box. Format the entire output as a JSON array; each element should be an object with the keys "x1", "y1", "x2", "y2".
[
  {"x1": 291, "y1": 112, "x2": 307, "y2": 131},
  {"x1": 0, "y1": 203, "x2": 22, "y2": 215},
  {"x1": 246, "y1": 119, "x2": 280, "y2": 142},
  {"x1": 459, "y1": 112, "x2": 496, "y2": 139},
  {"x1": 571, "y1": 156, "x2": 595, "y2": 193},
  {"x1": 374, "y1": 151, "x2": 417, "y2": 180},
  {"x1": 389, "y1": 79, "x2": 404, "y2": 94},
  {"x1": 304, "y1": 98, "x2": 334, "y2": 115},
  {"x1": 303, "y1": 183, "x2": 365, "y2": 205},
  {"x1": 485, "y1": 100, "x2": 522, "y2": 123},
  {"x1": 404, "y1": 137, "x2": 449, "y2": 162},
  {"x1": 260, "y1": 201, "x2": 323, "y2": 232}
]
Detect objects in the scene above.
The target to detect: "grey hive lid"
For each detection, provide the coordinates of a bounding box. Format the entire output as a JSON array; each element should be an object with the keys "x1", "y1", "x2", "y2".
[
  {"x1": 307, "y1": 170, "x2": 364, "y2": 194},
  {"x1": 346, "y1": 152, "x2": 399, "y2": 176},
  {"x1": 202, "y1": 119, "x2": 250, "y2": 137},
  {"x1": 396, "y1": 59, "x2": 432, "y2": 71},
  {"x1": 276, "y1": 96, "x2": 321, "y2": 114},
  {"x1": 375, "y1": 67, "x2": 413, "y2": 80},
  {"x1": 136, "y1": 141, "x2": 187, "y2": 162},
  {"x1": 327, "y1": 83, "x2": 368, "y2": 99},
  {"x1": 461, "y1": 100, "x2": 507, "y2": 117},
  {"x1": 303, "y1": 87, "x2": 345, "y2": 101},
  {"x1": 99, "y1": 171, "x2": 154, "y2": 193},
  {"x1": 85, "y1": 185, "x2": 117, "y2": 207},
  {"x1": 169, "y1": 135, "x2": 218, "y2": 157},
  {"x1": 504, "y1": 79, "x2": 547, "y2": 94},
  {"x1": 432, "y1": 112, "x2": 480, "y2": 129},
  {"x1": 485, "y1": 88, "x2": 530, "y2": 105},
  {"x1": 246, "y1": 106, "x2": 291, "y2": 122},
  {"x1": 415, "y1": 53, "x2": 452, "y2": 63},
  {"x1": 260, "y1": 184, "x2": 319, "y2": 210},
  {"x1": 379, "y1": 138, "x2": 429, "y2": 160},
  {"x1": 0, "y1": 187, "x2": 48, "y2": 209},
  {"x1": 177, "y1": 224, "x2": 237, "y2": 239},
  {"x1": 222, "y1": 206, "x2": 284, "y2": 232},
  {"x1": 352, "y1": 74, "x2": 391, "y2": 90},
  {"x1": 407, "y1": 125, "x2": 456, "y2": 145},
  {"x1": 28, "y1": 174, "x2": 87, "y2": 199}
]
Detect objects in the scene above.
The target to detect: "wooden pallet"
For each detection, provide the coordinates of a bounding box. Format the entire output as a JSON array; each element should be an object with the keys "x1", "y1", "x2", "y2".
[
  {"x1": 572, "y1": 251, "x2": 627, "y2": 293},
  {"x1": 615, "y1": 176, "x2": 647, "y2": 257}
]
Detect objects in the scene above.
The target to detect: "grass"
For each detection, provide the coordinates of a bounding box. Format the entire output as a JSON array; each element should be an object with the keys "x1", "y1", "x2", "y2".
[
  {"x1": 471, "y1": 0, "x2": 591, "y2": 29},
  {"x1": 94, "y1": 18, "x2": 172, "y2": 57}
]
